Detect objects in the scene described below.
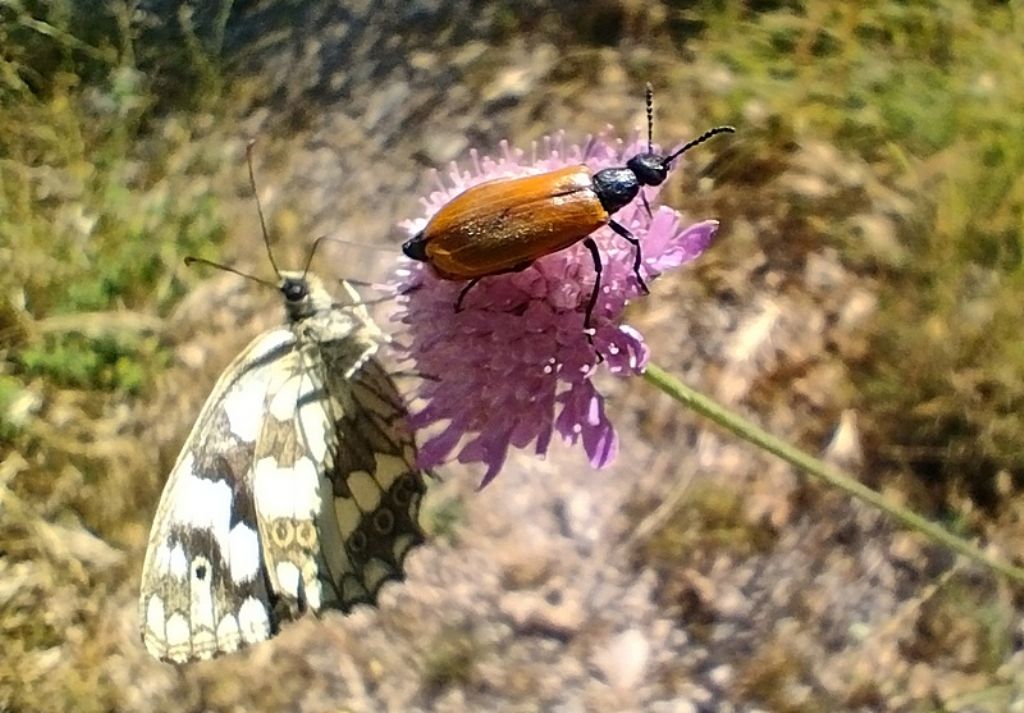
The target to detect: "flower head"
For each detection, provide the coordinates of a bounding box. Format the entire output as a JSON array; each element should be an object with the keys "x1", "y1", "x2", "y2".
[{"x1": 391, "y1": 131, "x2": 719, "y2": 487}]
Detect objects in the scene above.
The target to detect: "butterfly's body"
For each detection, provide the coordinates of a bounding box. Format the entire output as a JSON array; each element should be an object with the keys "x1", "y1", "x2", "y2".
[{"x1": 139, "y1": 272, "x2": 426, "y2": 664}]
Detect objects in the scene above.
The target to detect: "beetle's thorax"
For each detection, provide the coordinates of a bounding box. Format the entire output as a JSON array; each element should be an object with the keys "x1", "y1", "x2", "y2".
[{"x1": 592, "y1": 166, "x2": 640, "y2": 214}]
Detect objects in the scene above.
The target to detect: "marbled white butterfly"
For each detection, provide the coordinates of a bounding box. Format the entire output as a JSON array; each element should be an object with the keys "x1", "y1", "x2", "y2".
[{"x1": 139, "y1": 150, "x2": 428, "y2": 664}]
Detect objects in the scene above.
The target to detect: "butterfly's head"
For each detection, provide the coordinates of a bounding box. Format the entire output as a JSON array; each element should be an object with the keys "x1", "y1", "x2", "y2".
[
  {"x1": 280, "y1": 275, "x2": 309, "y2": 303},
  {"x1": 279, "y1": 271, "x2": 336, "y2": 322}
]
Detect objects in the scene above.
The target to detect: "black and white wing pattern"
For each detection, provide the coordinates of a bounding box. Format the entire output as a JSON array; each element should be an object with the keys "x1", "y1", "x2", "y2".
[{"x1": 139, "y1": 273, "x2": 427, "y2": 664}]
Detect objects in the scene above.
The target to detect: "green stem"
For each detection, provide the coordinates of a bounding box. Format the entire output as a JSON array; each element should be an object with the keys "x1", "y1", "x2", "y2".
[{"x1": 643, "y1": 362, "x2": 1024, "y2": 586}]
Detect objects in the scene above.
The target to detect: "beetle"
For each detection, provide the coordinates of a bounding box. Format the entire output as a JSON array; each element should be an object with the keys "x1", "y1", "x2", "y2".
[{"x1": 402, "y1": 84, "x2": 734, "y2": 336}]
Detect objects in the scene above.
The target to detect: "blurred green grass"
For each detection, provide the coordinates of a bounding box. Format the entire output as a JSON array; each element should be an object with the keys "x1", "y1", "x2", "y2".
[
  {"x1": 0, "y1": 3, "x2": 235, "y2": 708},
  {"x1": 695, "y1": 1, "x2": 1024, "y2": 499},
  {"x1": 1, "y1": 0, "x2": 231, "y2": 393}
]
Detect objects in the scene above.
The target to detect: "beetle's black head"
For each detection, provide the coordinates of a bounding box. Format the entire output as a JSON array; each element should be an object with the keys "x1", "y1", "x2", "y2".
[
  {"x1": 626, "y1": 153, "x2": 670, "y2": 187},
  {"x1": 402, "y1": 233, "x2": 429, "y2": 262}
]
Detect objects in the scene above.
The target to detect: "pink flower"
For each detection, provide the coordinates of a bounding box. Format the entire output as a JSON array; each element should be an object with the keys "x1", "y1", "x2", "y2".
[{"x1": 390, "y1": 132, "x2": 720, "y2": 487}]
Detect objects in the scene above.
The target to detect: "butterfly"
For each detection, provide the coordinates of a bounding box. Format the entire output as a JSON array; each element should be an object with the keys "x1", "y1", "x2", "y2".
[{"x1": 138, "y1": 148, "x2": 428, "y2": 664}]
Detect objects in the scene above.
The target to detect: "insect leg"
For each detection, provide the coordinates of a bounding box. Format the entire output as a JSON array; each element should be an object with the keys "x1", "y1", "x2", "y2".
[
  {"x1": 607, "y1": 220, "x2": 650, "y2": 294},
  {"x1": 582, "y1": 237, "x2": 603, "y2": 344},
  {"x1": 640, "y1": 190, "x2": 653, "y2": 219},
  {"x1": 454, "y1": 278, "x2": 483, "y2": 312}
]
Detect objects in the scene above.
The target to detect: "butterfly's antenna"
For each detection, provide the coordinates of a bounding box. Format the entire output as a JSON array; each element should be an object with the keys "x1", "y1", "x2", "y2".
[
  {"x1": 183, "y1": 256, "x2": 278, "y2": 290},
  {"x1": 300, "y1": 236, "x2": 398, "y2": 280},
  {"x1": 246, "y1": 140, "x2": 281, "y2": 279},
  {"x1": 298, "y1": 234, "x2": 406, "y2": 304},
  {"x1": 663, "y1": 126, "x2": 736, "y2": 166},
  {"x1": 645, "y1": 82, "x2": 655, "y2": 154},
  {"x1": 301, "y1": 235, "x2": 329, "y2": 279},
  {"x1": 320, "y1": 236, "x2": 401, "y2": 254}
]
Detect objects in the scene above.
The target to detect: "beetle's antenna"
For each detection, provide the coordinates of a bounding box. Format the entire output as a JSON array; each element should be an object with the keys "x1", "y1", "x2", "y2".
[
  {"x1": 183, "y1": 256, "x2": 279, "y2": 290},
  {"x1": 663, "y1": 125, "x2": 736, "y2": 166},
  {"x1": 246, "y1": 140, "x2": 281, "y2": 279},
  {"x1": 645, "y1": 82, "x2": 655, "y2": 154}
]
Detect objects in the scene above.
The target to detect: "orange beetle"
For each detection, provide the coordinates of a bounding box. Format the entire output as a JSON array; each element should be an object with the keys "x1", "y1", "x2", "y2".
[{"x1": 402, "y1": 85, "x2": 734, "y2": 333}]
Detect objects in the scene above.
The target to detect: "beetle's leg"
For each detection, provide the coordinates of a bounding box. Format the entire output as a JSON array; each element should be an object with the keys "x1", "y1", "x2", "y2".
[
  {"x1": 453, "y1": 263, "x2": 529, "y2": 313},
  {"x1": 454, "y1": 278, "x2": 482, "y2": 312},
  {"x1": 640, "y1": 190, "x2": 653, "y2": 219},
  {"x1": 607, "y1": 220, "x2": 650, "y2": 294},
  {"x1": 582, "y1": 237, "x2": 603, "y2": 347}
]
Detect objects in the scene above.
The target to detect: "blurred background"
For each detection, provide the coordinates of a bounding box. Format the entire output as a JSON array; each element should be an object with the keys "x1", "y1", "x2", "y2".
[{"x1": 3, "y1": 1, "x2": 1024, "y2": 711}]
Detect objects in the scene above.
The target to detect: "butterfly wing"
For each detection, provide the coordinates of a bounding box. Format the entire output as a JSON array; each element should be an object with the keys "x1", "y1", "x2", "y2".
[
  {"x1": 139, "y1": 328, "x2": 296, "y2": 663},
  {"x1": 247, "y1": 342, "x2": 334, "y2": 618},
  {"x1": 250, "y1": 333, "x2": 427, "y2": 618},
  {"x1": 140, "y1": 276, "x2": 429, "y2": 664},
  {"x1": 316, "y1": 352, "x2": 427, "y2": 609}
]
